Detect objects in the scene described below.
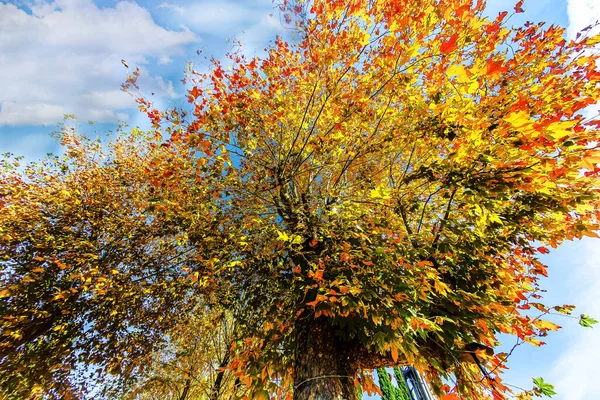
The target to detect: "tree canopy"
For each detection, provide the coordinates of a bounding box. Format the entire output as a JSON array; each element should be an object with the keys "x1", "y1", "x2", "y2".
[{"x1": 1, "y1": 0, "x2": 600, "y2": 399}]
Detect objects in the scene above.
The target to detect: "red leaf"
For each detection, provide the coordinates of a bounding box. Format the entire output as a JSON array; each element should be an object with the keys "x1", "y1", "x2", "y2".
[
  {"x1": 537, "y1": 246, "x2": 550, "y2": 254},
  {"x1": 492, "y1": 389, "x2": 505, "y2": 400},
  {"x1": 440, "y1": 34, "x2": 458, "y2": 53},
  {"x1": 496, "y1": 11, "x2": 508, "y2": 23},
  {"x1": 514, "y1": 0, "x2": 524, "y2": 13},
  {"x1": 187, "y1": 86, "x2": 202, "y2": 103}
]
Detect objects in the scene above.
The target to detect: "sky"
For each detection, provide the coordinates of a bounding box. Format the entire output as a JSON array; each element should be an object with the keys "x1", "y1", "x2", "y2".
[{"x1": 0, "y1": 0, "x2": 599, "y2": 399}]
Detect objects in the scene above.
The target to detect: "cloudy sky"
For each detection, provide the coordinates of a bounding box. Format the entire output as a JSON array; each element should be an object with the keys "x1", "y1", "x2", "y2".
[{"x1": 0, "y1": 0, "x2": 599, "y2": 399}]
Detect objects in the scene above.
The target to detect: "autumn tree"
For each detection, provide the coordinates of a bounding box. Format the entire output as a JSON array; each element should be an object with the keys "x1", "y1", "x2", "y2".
[
  {"x1": 0, "y1": 125, "x2": 238, "y2": 398},
  {"x1": 120, "y1": 303, "x2": 246, "y2": 400},
  {"x1": 2, "y1": 0, "x2": 600, "y2": 399},
  {"x1": 167, "y1": 0, "x2": 600, "y2": 398}
]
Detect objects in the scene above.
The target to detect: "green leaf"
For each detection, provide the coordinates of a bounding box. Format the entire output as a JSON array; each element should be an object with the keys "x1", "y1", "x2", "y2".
[
  {"x1": 579, "y1": 314, "x2": 598, "y2": 328},
  {"x1": 533, "y1": 377, "x2": 557, "y2": 397}
]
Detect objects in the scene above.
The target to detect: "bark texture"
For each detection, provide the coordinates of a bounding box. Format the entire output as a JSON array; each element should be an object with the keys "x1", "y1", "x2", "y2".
[{"x1": 293, "y1": 315, "x2": 357, "y2": 400}]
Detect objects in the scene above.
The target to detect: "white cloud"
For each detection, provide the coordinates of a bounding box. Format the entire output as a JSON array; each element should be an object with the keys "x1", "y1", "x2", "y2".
[
  {"x1": 158, "y1": 55, "x2": 173, "y2": 65},
  {"x1": 0, "y1": 0, "x2": 197, "y2": 126},
  {"x1": 156, "y1": 0, "x2": 277, "y2": 37},
  {"x1": 157, "y1": 2, "x2": 185, "y2": 14},
  {"x1": 237, "y1": 12, "x2": 287, "y2": 57},
  {"x1": 566, "y1": 0, "x2": 600, "y2": 40},
  {"x1": 548, "y1": 239, "x2": 600, "y2": 400},
  {"x1": 566, "y1": 0, "x2": 600, "y2": 122}
]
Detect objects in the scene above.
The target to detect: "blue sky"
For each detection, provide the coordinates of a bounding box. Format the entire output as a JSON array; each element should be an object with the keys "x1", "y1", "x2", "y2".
[{"x1": 0, "y1": 0, "x2": 599, "y2": 399}]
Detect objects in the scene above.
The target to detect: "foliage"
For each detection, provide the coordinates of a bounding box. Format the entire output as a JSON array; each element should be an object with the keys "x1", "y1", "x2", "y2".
[
  {"x1": 579, "y1": 314, "x2": 598, "y2": 328},
  {"x1": 376, "y1": 367, "x2": 411, "y2": 400},
  {"x1": 393, "y1": 367, "x2": 412, "y2": 400},
  {"x1": 377, "y1": 368, "x2": 397, "y2": 400},
  {"x1": 532, "y1": 378, "x2": 556, "y2": 398},
  {"x1": 0, "y1": 126, "x2": 231, "y2": 398},
  {"x1": 2, "y1": 0, "x2": 600, "y2": 399}
]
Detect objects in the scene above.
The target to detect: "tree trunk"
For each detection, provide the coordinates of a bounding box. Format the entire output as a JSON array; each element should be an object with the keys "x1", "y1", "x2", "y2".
[
  {"x1": 293, "y1": 314, "x2": 357, "y2": 400},
  {"x1": 179, "y1": 378, "x2": 191, "y2": 400},
  {"x1": 209, "y1": 351, "x2": 230, "y2": 400}
]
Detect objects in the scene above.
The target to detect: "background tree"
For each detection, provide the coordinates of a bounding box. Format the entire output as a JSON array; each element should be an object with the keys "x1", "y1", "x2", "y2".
[
  {"x1": 0, "y1": 125, "x2": 235, "y2": 398},
  {"x1": 2, "y1": 0, "x2": 600, "y2": 399},
  {"x1": 121, "y1": 303, "x2": 246, "y2": 400},
  {"x1": 393, "y1": 367, "x2": 412, "y2": 400},
  {"x1": 376, "y1": 367, "x2": 412, "y2": 400},
  {"x1": 377, "y1": 368, "x2": 398, "y2": 400}
]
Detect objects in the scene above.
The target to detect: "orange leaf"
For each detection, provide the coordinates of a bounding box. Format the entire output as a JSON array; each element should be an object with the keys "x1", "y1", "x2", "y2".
[
  {"x1": 442, "y1": 395, "x2": 460, "y2": 400},
  {"x1": 485, "y1": 59, "x2": 509, "y2": 78}
]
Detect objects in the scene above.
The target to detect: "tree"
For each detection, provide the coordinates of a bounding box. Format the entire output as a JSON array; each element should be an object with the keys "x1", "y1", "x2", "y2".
[
  {"x1": 121, "y1": 303, "x2": 246, "y2": 400},
  {"x1": 0, "y1": 126, "x2": 233, "y2": 398},
  {"x1": 376, "y1": 367, "x2": 412, "y2": 400},
  {"x1": 2, "y1": 0, "x2": 600, "y2": 399},
  {"x1": 393, "y1": 367, "x2": 412, "y2": 400}
]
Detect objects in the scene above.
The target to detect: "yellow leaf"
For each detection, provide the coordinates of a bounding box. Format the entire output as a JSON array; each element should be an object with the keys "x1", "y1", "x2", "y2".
[
  {"x1": 504, "y1": 111, "x2": 531, "y2": 128},
  {"x1": 277, "y1": 231, "x2": 289, "y2": 241},
  {"x1": 290, "y1": 234, "x2": 303, "y2": 245},
  {"x1": 9, "y1": 330, "x2": 22, "y2": 340},
  {"x1": 580, "y1": 154, "x2": 600, "y2": 170},
  {"x1": 587, "y1": 35, "x2": 600, "y2": 46},
  {"x1": 434, "y1": 280, "x2": 450, "y2": 296},
  {"x1": 360, "y1": 33, "x2": 371, "y2": 46},
  {"x1": 523, "y1": 336, "x2": 544, "y2": 346},
  {"x1": 546, "y1": 120, "x2": 577, "y2": 139},
  {"x1": 488, "y1": 212, "x2": 503, "y2": 225},
  {"x1": 369, "y1": 185, "x2": 392, "y2": 200},
  {"x1": 447, "y1": 65, "x2": 470, "y2": 84},
  {"x1": 533, "y1": 319, "x2": 561, "y2": 331}
]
